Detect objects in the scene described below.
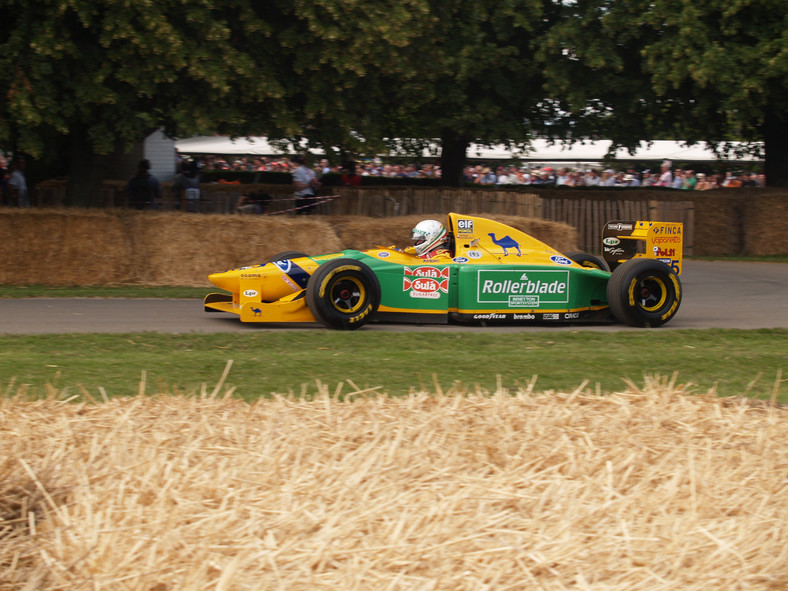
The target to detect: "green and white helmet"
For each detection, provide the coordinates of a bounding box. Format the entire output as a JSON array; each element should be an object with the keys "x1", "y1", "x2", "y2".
[{"x1": 411, "y1": 219, "x2": 448, "y2": 256}]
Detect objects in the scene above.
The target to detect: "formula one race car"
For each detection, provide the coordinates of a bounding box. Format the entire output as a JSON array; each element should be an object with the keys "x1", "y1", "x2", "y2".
[{"x1": 204, "y1": 213, "x2": 683, "y2": 329}]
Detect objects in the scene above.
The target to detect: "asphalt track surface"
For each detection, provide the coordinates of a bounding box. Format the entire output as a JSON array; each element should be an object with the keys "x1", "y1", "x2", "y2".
[{"x1": 1, "y1": 261, "x2": 787, "y2": 335}]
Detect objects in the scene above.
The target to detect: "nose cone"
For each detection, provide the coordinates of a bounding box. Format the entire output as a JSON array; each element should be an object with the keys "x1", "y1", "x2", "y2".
[{"x1": 209, "y1": 268, "x2": 243, "y2": 293}]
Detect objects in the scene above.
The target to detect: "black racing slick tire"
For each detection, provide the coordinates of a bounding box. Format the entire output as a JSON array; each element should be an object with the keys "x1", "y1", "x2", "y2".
[
  {"x1": 264, "y1": 251, "x2": 308, "y2": 264},
  {"x1": 305, "y1": 258, "x2": 381, "y2": 330},
  {"x1": 607, "y1": 259, "x2": 682, "y2": 327},
  {"x1": 566, "y1": 251, "x2": 609, "y2": 272}
]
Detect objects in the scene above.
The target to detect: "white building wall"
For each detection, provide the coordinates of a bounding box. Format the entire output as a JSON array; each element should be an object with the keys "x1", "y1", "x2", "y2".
[{"x1": 143, "y1": 129, "x2": 177, "y2": 181}]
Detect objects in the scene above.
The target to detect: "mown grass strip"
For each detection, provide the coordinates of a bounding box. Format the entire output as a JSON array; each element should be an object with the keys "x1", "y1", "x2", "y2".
[{"x1": 4, "y1": 329, "x2": 786, "y2": 402}]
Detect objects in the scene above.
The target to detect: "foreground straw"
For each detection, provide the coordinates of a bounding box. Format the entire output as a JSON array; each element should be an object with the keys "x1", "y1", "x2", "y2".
[{"x1": 2, "y1": 377, "x2": 787, "y2": 590}]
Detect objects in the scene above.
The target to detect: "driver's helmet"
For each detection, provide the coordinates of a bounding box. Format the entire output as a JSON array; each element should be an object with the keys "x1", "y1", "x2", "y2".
[{"x1": 411, "y1": 219, "x2": 448, "y2": 256}]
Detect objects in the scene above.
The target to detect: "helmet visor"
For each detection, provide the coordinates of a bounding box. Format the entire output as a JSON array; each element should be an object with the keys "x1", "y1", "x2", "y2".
[{"x1": 412, "y1": 228, "x2": 428, "y2": 247}]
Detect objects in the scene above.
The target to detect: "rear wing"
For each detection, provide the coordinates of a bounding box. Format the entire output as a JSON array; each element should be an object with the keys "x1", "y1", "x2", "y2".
[{"x1": 602, "y1": 221, "x2": 683, "y2": 275}]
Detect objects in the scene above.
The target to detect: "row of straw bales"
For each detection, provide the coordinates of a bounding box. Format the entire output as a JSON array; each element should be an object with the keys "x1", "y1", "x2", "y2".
[
  {"x1": 2, "y1": 377, "x2": 786, "y2": 589},
  {"x1": 30, "y1": 181, "x2": 788, "y2": 255},
  {"x1": 0, "y1": 209, "x2": 577, "y2": 286}
]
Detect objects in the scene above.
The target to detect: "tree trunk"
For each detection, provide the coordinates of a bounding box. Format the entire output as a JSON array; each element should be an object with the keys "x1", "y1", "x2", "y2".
[
  {"x1": 763, "y1": 108, "x2": 788, "y2": 188},
  {"x1": 65, "y1": 126, "x2": 107, "y2": 207},
  {"x1": 439, "y1": 131, "x2": 469, "y2": 187}
]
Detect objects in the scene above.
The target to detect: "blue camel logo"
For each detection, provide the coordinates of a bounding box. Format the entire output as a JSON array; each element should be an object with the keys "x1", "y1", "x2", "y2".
[
  {"x1": 488, "y1": 233, "x2": 522, "y2": 256},
  {"x1": 250, "y1": 307, "x2": 262, "y2": 317}
]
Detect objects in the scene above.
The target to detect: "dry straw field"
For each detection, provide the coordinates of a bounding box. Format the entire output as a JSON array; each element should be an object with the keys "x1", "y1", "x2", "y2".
[{"x1": 2, "y1": 376, "x2": 787, "y2": 590}]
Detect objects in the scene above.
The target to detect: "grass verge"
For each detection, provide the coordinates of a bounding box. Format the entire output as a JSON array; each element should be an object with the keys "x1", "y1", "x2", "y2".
[{"x1": 4, "y1": 329, "x2": 786, "y2": 402}]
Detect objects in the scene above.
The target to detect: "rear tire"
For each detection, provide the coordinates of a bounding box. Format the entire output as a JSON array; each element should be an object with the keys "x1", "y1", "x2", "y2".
[
  {"x1": 607, "y1": 259, "x2": 681, "y2": 327},
  {"x1": 566, "y1": 251, "x2": 608, "y2": 271},
  {"x1": 306, "y1": 258, "x2": 380, "y2": 330}
]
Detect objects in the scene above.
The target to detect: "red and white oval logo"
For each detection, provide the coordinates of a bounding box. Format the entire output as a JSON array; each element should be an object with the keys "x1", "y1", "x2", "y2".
[{"x1": 412, "y1": 278, "x2": 439, "y2": 292}]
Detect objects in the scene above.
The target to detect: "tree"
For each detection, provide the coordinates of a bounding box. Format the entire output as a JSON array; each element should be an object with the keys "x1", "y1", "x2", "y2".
[
  {"x1": 236, "y1": 0, "x2": 563, "y2": 187},
  {"x1": 368, "y1": 0, "x2": 558, "y2": 186},
  {"x1": 0, "y1": 0, "x2": 436, "y2": 202},
  {"x1": 539, "y1": 0, "x2": 787, "y2": 186},
  {"x1": 0, "y1": 0, "x2": 280, "y2": 205},
  {"x1": 234, "y1": 0, "x2": 433, "y2": 160}
]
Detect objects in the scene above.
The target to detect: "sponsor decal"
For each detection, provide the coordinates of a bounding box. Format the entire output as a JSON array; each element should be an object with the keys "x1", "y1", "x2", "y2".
[
  {"x1": 603, "y1": 237, "x2": 621, "y2": 246},
  {"x1": 405, "y1": 266, "x2": 449, "y2": 280},
  {"x1": 480, "y1": 276, "x2": 567, "y2": 295},
  {"x1": 488, "y1": 233, "x2": 522, "y2": 256},
  {"x1": 240, "y1": 273, "x2": 262, "y2": 278},
  {"x1": 477, "y1": 270, "x2": 570, "y2": 308},
  {"x1": 652, "y1": 225, "x2": 682, "y2": 235},
  {"x1": 404, "y1": 266, "x2": 449, "y2": 299},
  {"x1": 456, "y1": 219, "x2": 475, "y2": 236},
  {"x1": 466, "y1": 250, "x2": 482, "y2": 259},
  {"x1": 607, "y1": 222, "x2": 633, "y2": 231},
  {"x1": 452, "y1": 257, "x2": 469, "y2": 264},
  {"x1": 604, "y1": 247, "x2": 625, "y2": 256},
  {"x1": 543, "y1": 313, "x2": 559, "y2": 320},
  {"x1": 657, "y1": 258, "x2": 672, "y2": 266},
  {"x1": 377, "y1": 251, "x2": 390, "y2": 258},
  {"x1": 514, "y1": 313, "x2": 536, "y2": 320},
  {"x1": 272, "y1": 260, "x2": 310, "y2": 289},
  {"x1": 653, "y1": 247, "x2": 676, "y2": 257},
  {"x1": 243, "y1": 289, "x2": 258, "y2": 298},
  {"x1": 653, "y1": 236, "x2": 681, "y2": 244},
  {"x1": 281, "y1": 275, "x2": 299, "y2": 292},
  {"x1": 509, "y1": 295, "x2": 540, "y2": 306},
  {"x1": 473, "y1": 313, "x2": 506, "y2": 320},
  {"x1": 564, "y1": 312, "x2": 580, "y2": 319},
  {"x1": 551, "y1": 255, "x2": 573, "y2": 265},
  {"x1": 409, "y1": 278, "x2": 443, "y2": 298},
  {"x1": 348, "y1": 306, "x2": 372, "y2": 324}
]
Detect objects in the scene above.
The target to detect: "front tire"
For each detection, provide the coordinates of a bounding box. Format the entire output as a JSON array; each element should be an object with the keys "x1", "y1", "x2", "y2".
[
  {"x1": 607, "y1": 259, "x2": 681, "y2": 327},
  {"x1": 264, "y1": 251, "x2": 308, "y2": 264},
  {"x1": 305, "y1": 258, "x2": 380, "y2": 330}
]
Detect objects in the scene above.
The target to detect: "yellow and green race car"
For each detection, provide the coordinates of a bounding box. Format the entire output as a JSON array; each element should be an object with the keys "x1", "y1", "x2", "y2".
[{"x1": 204, "y1": 213, "x2": 683, "y2": 329}]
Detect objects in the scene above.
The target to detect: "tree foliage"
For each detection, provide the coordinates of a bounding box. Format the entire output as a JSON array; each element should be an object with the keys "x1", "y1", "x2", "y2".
[
  {"x1": 236, "y1": 0, "x2": 432, "y2": 157},
  {"x1": 0, "y1": 0, "x2": 281, "y2": 204},
  {"x1": 0, "y1": 0, "x2": 436, "y2": 202},
  {"x1": 540, "y1": 0, "x2": 787, "y2": 185},
  {"x1": 369, "y1": 0, "x2": 557, "y2": 185},
  {"x1": 0, "y1": 0, "x2": 272, "y2": 154},
  {"x1": 1, "y1": 0, "x2": 785, "y2": 200}
]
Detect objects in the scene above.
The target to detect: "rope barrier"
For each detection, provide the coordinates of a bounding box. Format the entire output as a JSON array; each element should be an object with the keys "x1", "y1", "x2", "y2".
[{"x1": 262, "y1": 194, "x2": 338, "y2": 215}]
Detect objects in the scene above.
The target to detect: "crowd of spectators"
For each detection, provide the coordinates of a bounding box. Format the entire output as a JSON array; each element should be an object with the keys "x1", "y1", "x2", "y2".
[
  {"x1": 191, "y1": 154, "x2": 764, "y2": 190},
  {"x1": 464, "y1": 162, "x2": 766, "y2": 190}
]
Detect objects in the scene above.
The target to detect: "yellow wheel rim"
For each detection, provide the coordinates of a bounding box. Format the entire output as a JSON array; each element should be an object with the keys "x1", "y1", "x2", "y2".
[
  {"x1": 328, "y1": 275, "x2": 365, "y2": 314},
  {"x1": 636, "y1": 275, "x2": 668, "y2": 312}
]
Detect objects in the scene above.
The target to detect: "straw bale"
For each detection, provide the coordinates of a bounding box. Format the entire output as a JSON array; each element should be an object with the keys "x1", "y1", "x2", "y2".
[
  {"x1": 0, "y1": 208, "x2": 137, "y2": 285},
  {"x1": 0, "y1": 209, "x2": 342, "y2": 287},
  {"x1": 2, "y1": 379, "x2": 787, "y2": 589},
  {"x1": 745, "y1": 195, "x2": 788, "y2": 255},
  {"x1": 123, "y1": 213, "x2": 342, "y2": 285},
  {"x1": 0, "y1": 210, "x2": 576, "y2": 287}
]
